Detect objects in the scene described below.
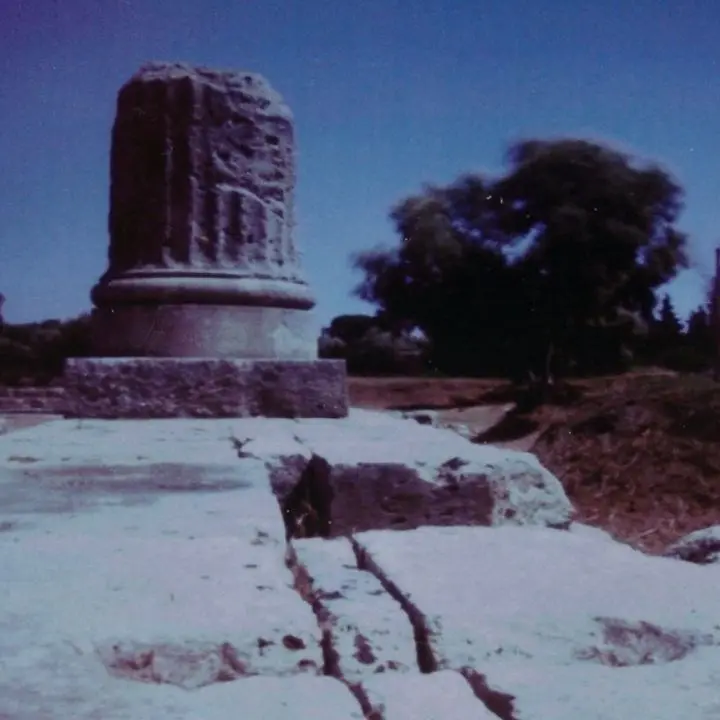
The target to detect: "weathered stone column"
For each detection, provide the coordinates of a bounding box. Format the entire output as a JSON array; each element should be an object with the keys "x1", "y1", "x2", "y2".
[
  {"x1": 63, "y1": 63, "x2": 348, "y2": 418},
  {"x1": 91, "y1": 62, "x2": 315, "y2": 359}
]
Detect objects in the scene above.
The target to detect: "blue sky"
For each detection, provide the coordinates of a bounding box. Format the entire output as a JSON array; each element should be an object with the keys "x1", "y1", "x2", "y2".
[{"x1": 1, "y1": 0, "x2": 717, "y2": 329}]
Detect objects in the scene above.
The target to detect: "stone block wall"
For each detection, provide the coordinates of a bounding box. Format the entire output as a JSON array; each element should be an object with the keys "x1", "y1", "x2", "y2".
[{"x1": 0, "y1": 386, "x2": 68, "y2": 415}]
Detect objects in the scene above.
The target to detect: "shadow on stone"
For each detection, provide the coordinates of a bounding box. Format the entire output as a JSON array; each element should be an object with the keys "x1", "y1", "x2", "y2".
[{"x1": 282, "y1": 454, "x2": 334, "y2": 540}]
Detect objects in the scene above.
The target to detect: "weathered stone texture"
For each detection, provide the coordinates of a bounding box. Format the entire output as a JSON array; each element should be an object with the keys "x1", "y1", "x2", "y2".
[
  {"x1": 62, "y1": 358, "x2": 348, "y2": 419},
  {"x1": 663, "y1": 526, "x2": 720, "y2": 565},
  {"x1": 91, "y1": 62, "x2": 313, "y2": 311},
  {"x1": 0, "y1": 386, "x2": 67, "y2": 415},
  {"x1": 108, "y1": 62, "x2": 299, "y2": 278},
  {"x1": 89, "y1": 304, "x2": 319, "y2": 359},
  {"x1": 78, "y1": 62, "x2": 347, "y2": 415}
]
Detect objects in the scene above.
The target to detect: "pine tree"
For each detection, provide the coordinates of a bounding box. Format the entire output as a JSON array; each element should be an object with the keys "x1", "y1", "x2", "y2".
[
  {"x1": 686, "y1": 307, "x2": 713, "y2": 355},
  {"x1": 652, "y1": 294, "x2": 683, "y2": 348}
]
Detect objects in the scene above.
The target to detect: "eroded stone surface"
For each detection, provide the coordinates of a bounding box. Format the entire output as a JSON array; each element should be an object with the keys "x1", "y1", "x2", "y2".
[
  {"x1": 2, "y1": 417, "x2": 720, "y2": 718},
  {"x1": 664, "y1": 525, "x2": 720, "y2": 566},
  {"x1": 0, "y1": 664, "x2": 365, "y2": 720},
  {"x1": 361, "y1": 671, "x2": 499, "y2": 719},
  {"x1": 63, "y1": 357, "x2": 348, "y2": 419},
  {"x1": 290, "y1": 537, "x2": 417, "y2": 680},
  {"x1": 88, "y1": 62, "x2": 329, "y2": 363},
  {"x1": 272, "y1": 410, "x2": 573, "y2": 534},
  {"x1": 0, "y1": 411, "x2": 570, "y2": 532},
  {"x1": 95, "y1": 62, "x2": 308, "y2": 300},
  {"x1": 354, "y1": 525, "x2": 720, "y2": 671},
  {"x1": 479, "y1": 652, "x2": 720, "y2": 720}
]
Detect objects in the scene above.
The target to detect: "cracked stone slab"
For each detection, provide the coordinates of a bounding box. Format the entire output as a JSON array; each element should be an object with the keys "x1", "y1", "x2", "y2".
[
  {"x1": 229, "y1": 409, "x2": 573, "y2": 534},
  {"x1": 290, "y1": 537, "x2": 417, "y2": 679},
  {"x1": 0, "y1": 653, "x2": 365, "y2": 720},
  {"x1": 1, "y1": 527, "x2": 323, "y2": 684},
  {"x1": 664, "y1": 525, "x2": 720, "y2": 566},
  {"x1": 478, "y1": 650, "x2": 720, "y2": 720},
  {"x1": 354, "y1": 525, "x2": 720, "y2": 672},
  {"x1": 0, "y1": 421, "x2": 325, "y2": 705},
  {"x1": 0, "y1": 418, "x2": 243, "y2": 468},
  {"x1": 0, "y1": 414, "x2": 571, "y2": 537},
  {"x1": 361, "y1": 670, "x2": 498, "y2": 719}
]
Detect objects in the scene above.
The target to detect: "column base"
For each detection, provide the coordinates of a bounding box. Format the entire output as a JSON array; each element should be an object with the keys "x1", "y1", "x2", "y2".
[
  {"x1": 90, "y1": 304, "x2": 319, "y2": 359},
  {"x1": 62, "y1": 358, "x2": 349, "y2": 419}
]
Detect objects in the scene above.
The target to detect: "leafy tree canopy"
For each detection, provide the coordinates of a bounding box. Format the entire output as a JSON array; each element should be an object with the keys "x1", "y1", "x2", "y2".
[{"x1": 353, "y1": 137, "x2": 689, "y2": 382}]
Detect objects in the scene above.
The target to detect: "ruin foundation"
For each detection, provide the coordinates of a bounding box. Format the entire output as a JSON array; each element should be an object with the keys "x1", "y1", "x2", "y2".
[{"x1": 63, "y1": 358, "x2": 347, "y2": 419}]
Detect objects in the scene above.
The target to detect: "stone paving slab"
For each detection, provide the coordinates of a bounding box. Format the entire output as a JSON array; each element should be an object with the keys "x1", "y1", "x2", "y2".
[
  {"x1": 352, "y1": 525, "x2": 720, "y2": 718},
  {"x1": 0, "y1": 423, "x2": 331, "y2": 716},
  {"x1": 0, "y1": 417, "x2": 242, "y2": 467},
  {"x1": 355, "y1": 525, "x2": 720, "y2": 668},
  {"x1": 8, "y1": 417, "x2": 716, "y2": 717},
  {"x1": 291, "y1": 537, "x2": 418, "y2": 680},
  {"x1": 0, "y1": 663, "x2": 365, "y2": 720},
  {"x1": 0, "y1": 413, "x2": 62, "y2": 435},
  {"x1": 361, "y1": 671, "x2": 498, "y2": 719},
  {"x1": 479, "y1": 652, "x2": 720, "y2": 720},
  {"x1": 0, "y1": 413, "x2": 573, "y2": 541}
]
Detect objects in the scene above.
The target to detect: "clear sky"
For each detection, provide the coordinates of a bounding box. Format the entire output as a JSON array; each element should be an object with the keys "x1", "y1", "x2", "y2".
[{"x1": 1, "y1": 0, "x2": 717, "y2": 328}]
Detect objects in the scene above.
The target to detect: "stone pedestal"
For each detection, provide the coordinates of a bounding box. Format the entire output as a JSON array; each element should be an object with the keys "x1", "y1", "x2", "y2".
[
  {"x1": 80, "y1": 62, "x2": 347, "y2": 418},
  {"x1": 63, "y1": 358, "x2": 348, "y2": 419},
  {"x1": 91, "y1": 305, "x2": 318, "y2": 359}
]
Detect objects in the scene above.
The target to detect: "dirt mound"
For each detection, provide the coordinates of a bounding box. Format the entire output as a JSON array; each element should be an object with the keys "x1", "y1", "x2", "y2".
[{"x1": 532, "y1": 373, "x2": 720, "y2": 553}]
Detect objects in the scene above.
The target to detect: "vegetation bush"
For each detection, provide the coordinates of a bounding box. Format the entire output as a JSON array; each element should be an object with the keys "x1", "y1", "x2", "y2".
[{"x1": 0, "y1": 314, "x2": 92, "y2": 385}]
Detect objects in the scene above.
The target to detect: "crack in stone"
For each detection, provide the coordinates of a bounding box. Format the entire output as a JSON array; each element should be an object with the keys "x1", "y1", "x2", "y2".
[
  {"x1": 268, "y1": 443, "x2": 518, "y2": 717},
  {"x1": 285, "y1": 544, "x2": 380, "y2": 719},
  {"x1": 458, "y1": 668, "x2": 518, "y2": 720},
  {"x1": 350, "y1": 536, "x2": 518, "y2": 719},
  {"x1": 349, "y1": 537, "x2": 437, "y2": 675},
  {"x1": 282, "y1": 453, "x2": 334, "y2": 541}
]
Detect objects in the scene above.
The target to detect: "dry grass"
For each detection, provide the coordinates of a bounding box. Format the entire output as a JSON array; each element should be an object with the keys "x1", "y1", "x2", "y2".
[
  {"x1": 349, "y1": 370, "x2": 720, "y2": 555},
  {"x1": 348, "y1": 376, "x2": 504, "y2": 410},
  {"x1": 532, "y1": 371, "x2": 720, "y2": 554}
]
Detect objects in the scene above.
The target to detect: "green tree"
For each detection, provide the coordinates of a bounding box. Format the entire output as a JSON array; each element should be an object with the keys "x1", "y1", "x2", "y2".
[
  {"x1": 353, "y1": 137, "x2": 689, "y2": 389},
  {"x1": 319, "y1": 314, "x2": 430, "y2": 375},
  {"x1": 326, "y1": 314, "x2": 385, "y2": 345},
  {"x1": 492, "y1": 139, "x2": 687, "y2": 385},
  {"x1": 0, "y1": 313, "x2": 92, "y2": 385},
  {"x1": 653, "y1": 294, "x2": 683, "y2": 344},
  {"x1": 680, "y1": 303, "x2": 714, "y2": 371},
  {"x1": 354, "y1": 177, "x2": 519, "y2": 376}
]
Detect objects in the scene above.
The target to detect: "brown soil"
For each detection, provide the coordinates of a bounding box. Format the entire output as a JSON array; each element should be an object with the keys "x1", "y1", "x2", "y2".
[
  {"x1": 0, "y1": 414, "x2": 63, "y2": 434},
  {"x1": 348, "y1": 370, "x2": 720, "y2": 555},
  {"x1": 348, "y1": 376, "x2": 504, "y2": 411}
]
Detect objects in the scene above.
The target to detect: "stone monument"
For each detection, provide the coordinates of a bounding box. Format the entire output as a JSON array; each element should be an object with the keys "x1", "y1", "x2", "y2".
[{"x1": 63, "y1": 62, "x2": 348, "y2": 419}]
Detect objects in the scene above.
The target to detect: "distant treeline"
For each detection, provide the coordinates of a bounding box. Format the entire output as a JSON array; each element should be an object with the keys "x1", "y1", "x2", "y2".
[
  {"x1": 1, "y1": 135, "x2": 717, "y2": 387},
  {"x1": 0, "y1": 297, "x2": 713, "y2": 387},
  {"x1": 325, "y1": 136, "x2": 716, "y2": 385},
  {"x1": 0, "y1": 314, "x2": 92, "y2": 385},
  {"x1": 319, "y1": 299, "x2": 715, "y2": 378}
]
